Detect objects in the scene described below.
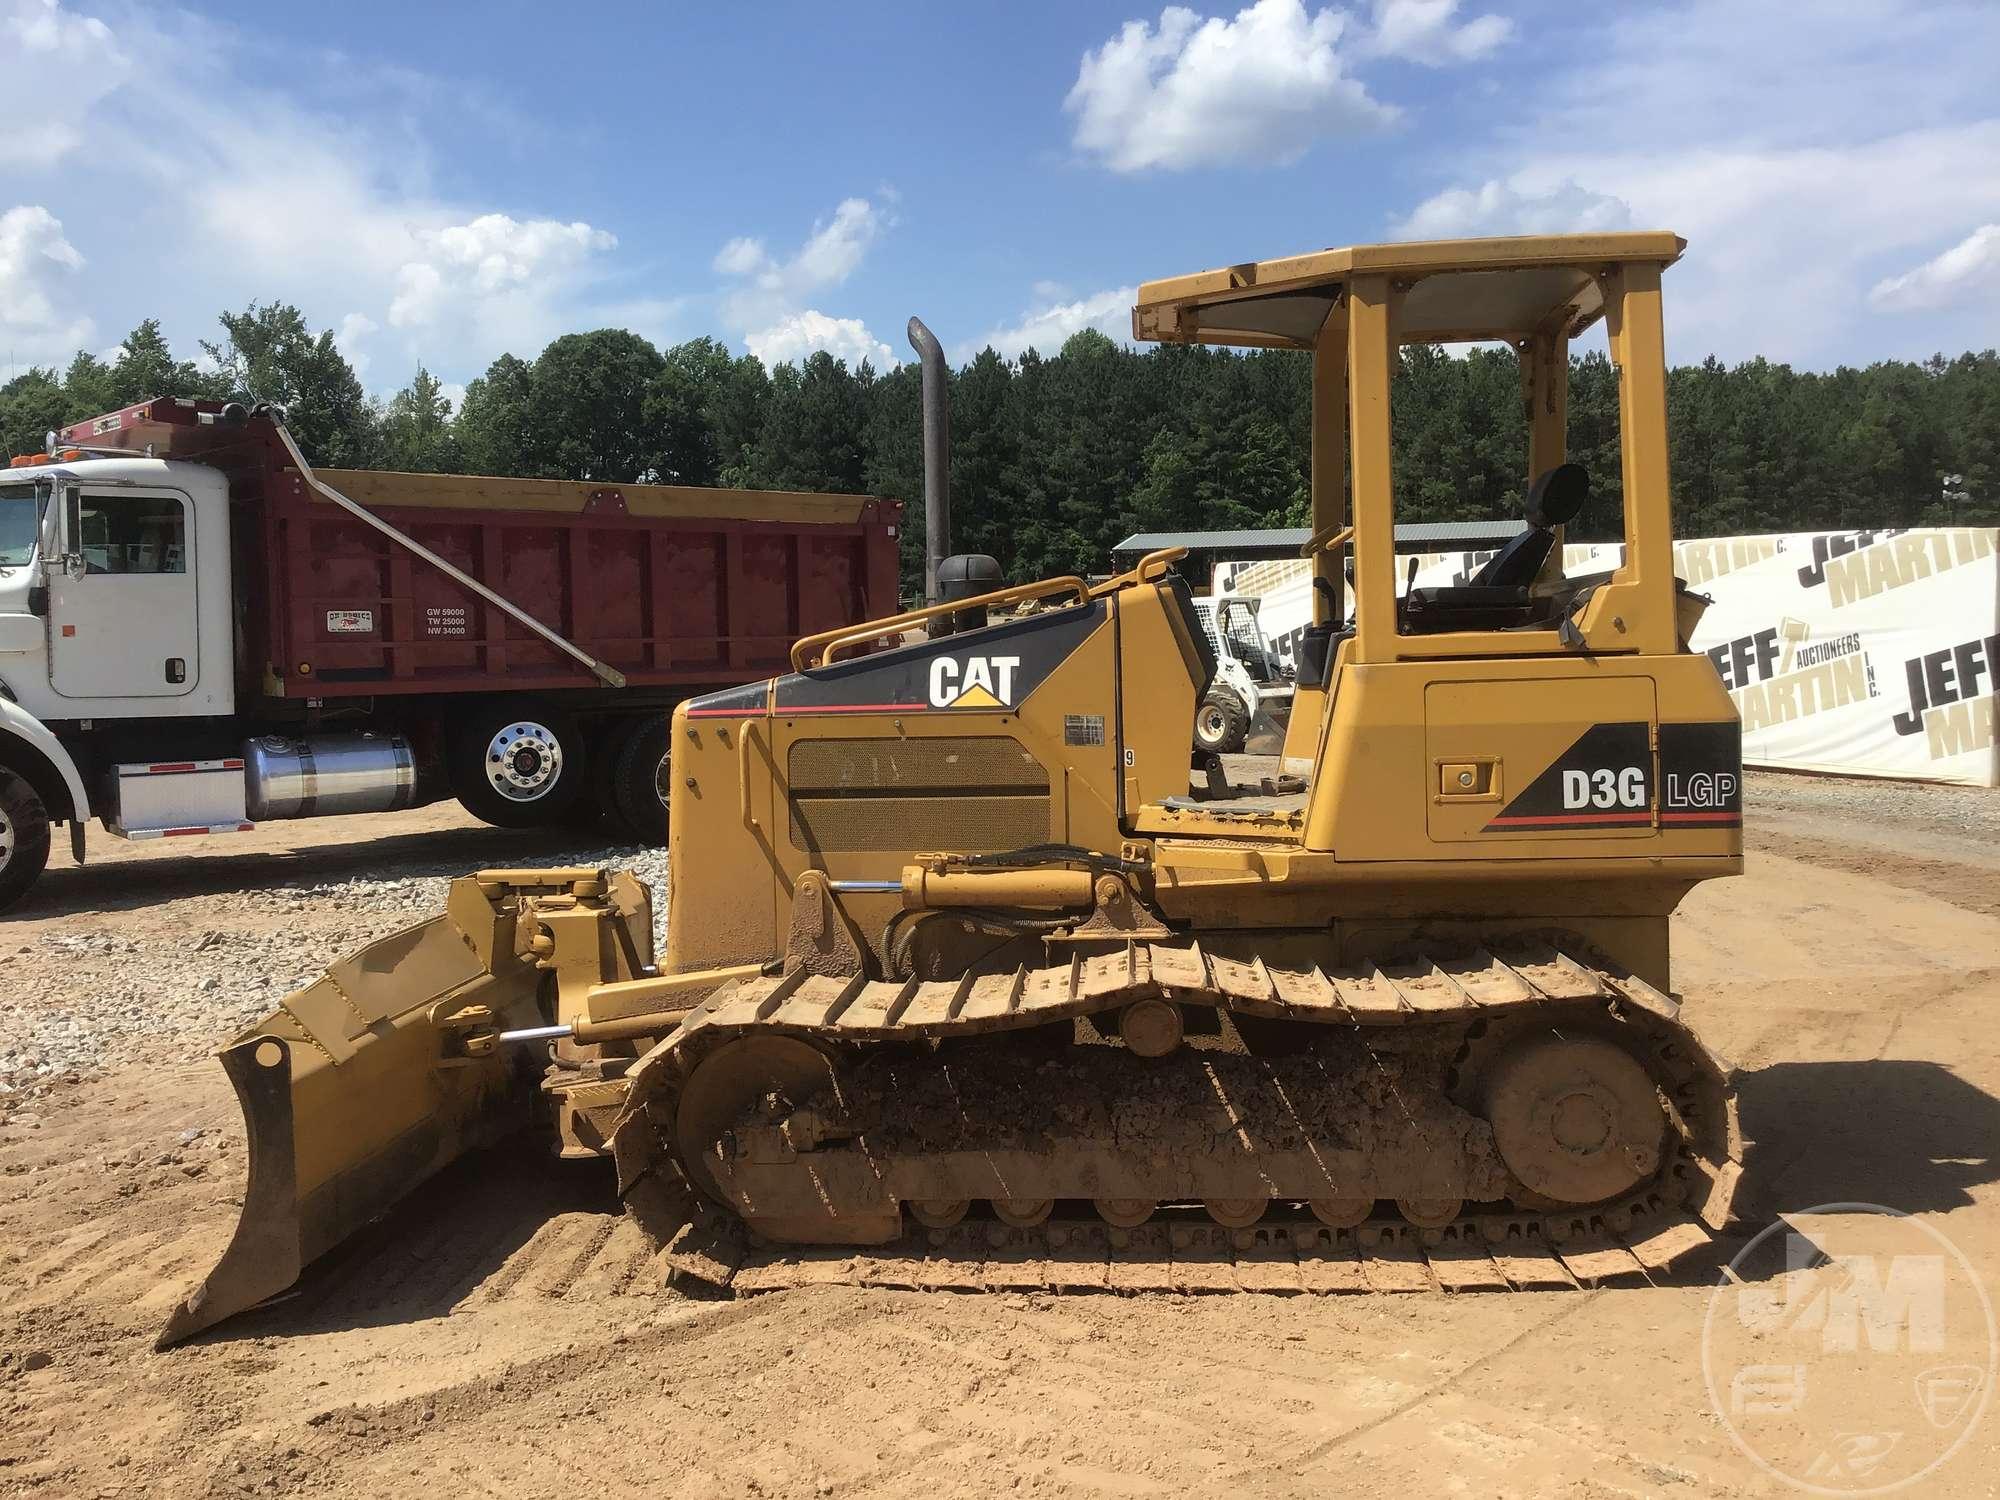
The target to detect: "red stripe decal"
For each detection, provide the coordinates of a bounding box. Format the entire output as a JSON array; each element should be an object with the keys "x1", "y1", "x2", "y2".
[
  {"x1": 147, "y1": 761, "x2": 197, "y2": 773},
  {"x1": 778, "y1": 702, "x2": 924, "y2": 714},
  {"x1": 1486, "y1": 810, "x2": 1654, "y2": 827},
  {"x1": 1660, "y1": 810, "x2": 1742, "y2": 823}
]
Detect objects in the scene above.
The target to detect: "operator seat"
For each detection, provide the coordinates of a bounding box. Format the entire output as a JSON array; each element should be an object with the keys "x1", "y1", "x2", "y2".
[{"x1": 1401, "y1": 463, "x2": 1590, "y2": 633}]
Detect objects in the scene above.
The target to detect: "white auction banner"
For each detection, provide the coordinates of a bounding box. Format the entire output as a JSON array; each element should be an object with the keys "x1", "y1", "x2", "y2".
[
  {"x1": 1672, "y1": 528, "x2": 1998, "y2": 787},
  {"x1": 1218, "y1": 528, "x2": 1999, "y2": 787}
]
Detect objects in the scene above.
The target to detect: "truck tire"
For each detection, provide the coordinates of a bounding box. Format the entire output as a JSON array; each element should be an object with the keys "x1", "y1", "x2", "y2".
[
  {"x1": 1194, "y1": 690, "x2": 1250, "y2": 756},
  {"x1": 0, "y1": 767, "x2": 51, "y2": 913},
  {"x1": 582, "y1": 719, "x2": 640, "y2": 836},
  {"x1": 449, "y1": 703, "x2": 586, "y2": 828},
  {"x1": 612, "y1": 716, "x2": 671, "y2": 846}
]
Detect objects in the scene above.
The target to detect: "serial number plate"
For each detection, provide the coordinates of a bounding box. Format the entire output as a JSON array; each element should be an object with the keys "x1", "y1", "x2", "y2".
[
  {"x1": 1064, "y1": 714, "x2": 1105, "y2": 746},
  {"x1": 325, "y1": 609, "x2": 375, "y2": 634}
]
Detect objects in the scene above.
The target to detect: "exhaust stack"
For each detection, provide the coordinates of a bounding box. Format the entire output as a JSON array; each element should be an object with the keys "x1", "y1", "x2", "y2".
[{"x1": 907, "y1": 316, "x2": 950, "y2": 604}]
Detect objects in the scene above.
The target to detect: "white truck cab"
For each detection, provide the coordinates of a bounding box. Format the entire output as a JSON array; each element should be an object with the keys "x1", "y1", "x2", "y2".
[
  {"x1": 0, "y1": 455, "x2": 242, "y2": 906},
  {"x1": 0, "y1": 458, "x2": 235, "y2": 721}
]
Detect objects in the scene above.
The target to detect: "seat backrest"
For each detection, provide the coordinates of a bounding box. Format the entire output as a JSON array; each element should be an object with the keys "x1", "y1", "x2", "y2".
[
  {"x1": 1470, "y1": 527, "x2": 1557, "y2": 589},
  {"x1": 1469, "y1": 463, "x2": 1590, "y2": 588}
]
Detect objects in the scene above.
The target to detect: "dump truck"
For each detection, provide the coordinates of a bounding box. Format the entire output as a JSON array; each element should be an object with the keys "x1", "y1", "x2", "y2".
[
  {"x1": 162, "y1": 232, "x2": 1743, "y2": 1346},
  {"x1": 0, "y1": 400, "x2": 900, "y2": 908}
]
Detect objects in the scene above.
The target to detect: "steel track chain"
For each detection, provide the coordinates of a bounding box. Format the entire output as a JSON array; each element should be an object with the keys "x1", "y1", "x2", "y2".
[{"x1": 608, "y1": 935, "x2": 1743, "y2": 1294}]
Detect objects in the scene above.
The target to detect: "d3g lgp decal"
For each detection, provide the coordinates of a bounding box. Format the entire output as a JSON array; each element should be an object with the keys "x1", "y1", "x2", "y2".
[
  {"x1": 1484, "y1": 722, "x2": 1654, "y2": 831},
  {"x1": 1482, "y1": 720, "x2": 1744, "y2": 833}
]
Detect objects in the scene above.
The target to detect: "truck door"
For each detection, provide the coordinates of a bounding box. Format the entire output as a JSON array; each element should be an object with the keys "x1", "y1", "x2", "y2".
[{"x1": 48, "y1": 485, "x2": 200, "y2": 699}]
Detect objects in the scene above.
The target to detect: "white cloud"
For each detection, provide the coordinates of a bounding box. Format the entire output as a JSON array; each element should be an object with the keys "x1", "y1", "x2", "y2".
[
  {"x1": 1393, "y1": 179, "x2": 1634, "y2": 239},
  {"x1": 1869, "y1": 225, "x2": 2000, "y2": 312},
  {"x1": 716, "y1": 196, "x2": 886, "y2": 333},
  {"x1": 1359, "y1": 0, "x2": 1508, "y2": 64},
  {"x1": 716, "y1": 198, "x2": 893, "y2": 367},
  {"x1": 792, "y1": 198, "x2": 881, "y2": 288},
  {"x1": 745, "y1": 310, "x2": 894, "y2": 370},
  {"x1": 0, "y1": 1, "x2": 647, "y2": 390},
  {"x1": 1066, "y1": 0, "x2": 1395, "y2": 173},
  {"x1": 713, "y1": 236, "x2": 771, "y2": 278},
  {"x1": 0, "y1": 0, "x2": 124, "y2": 167},
  {"x1": 387, "y1": 214, "x2": 616, "y2": 330},
  {"x1": 969, "y1": 286, "x2": 1139, "y2": 361},
  {"x1": 333, "y1": 311, "x2": 379, "y2": 378},
  {"x1": 1382, "y1": 1, "x2": 2000, "y2": 362},
  {"x1": 0, "y1": 204, "x2": 92, "y2": 363}
]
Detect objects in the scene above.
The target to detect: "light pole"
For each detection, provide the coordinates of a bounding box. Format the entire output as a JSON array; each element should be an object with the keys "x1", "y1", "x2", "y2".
[{"x1": 1940, "y1": 471, "x2": 1964, "y2": 525}]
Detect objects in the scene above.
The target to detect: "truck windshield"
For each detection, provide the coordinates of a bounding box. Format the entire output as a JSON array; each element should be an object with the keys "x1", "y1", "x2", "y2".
[{"x1": 0, "y1": 484, "x2": 44, "y2": 568}]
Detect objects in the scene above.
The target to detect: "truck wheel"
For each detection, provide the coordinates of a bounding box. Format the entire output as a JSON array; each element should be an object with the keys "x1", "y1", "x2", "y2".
[
  {"x1": 450, "y1": 705, "x2": 586, "y2": 828},
  {"x1": 0, "y1": 767, "x2": 51, "y2": 913},
  {"x1": 612, "y1": 717, "x2": 671, "y2": 846},
  {"x1": 1194, "y1": 690, "x2": 1250, "y2": 756}
]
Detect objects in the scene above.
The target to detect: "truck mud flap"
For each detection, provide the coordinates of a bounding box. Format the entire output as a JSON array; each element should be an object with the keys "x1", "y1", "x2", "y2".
[{"x1": 157, "y1": 891, "x2": 546, "y2": 1348}]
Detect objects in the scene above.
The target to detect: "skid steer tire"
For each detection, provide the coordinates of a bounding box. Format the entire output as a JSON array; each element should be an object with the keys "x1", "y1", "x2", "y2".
[
  {"x1": 613, "y1": 716, "x2": 671, "y2": 847},
  {"x1": 1193, "y1": 689, "x2": 1250, "y2": 756},
  {"x1": 449, "y1": 701, "x2": 586, "y2": 828},
  {"x1": 0, "y1": 766, "x2": 51, "y2": 913}
]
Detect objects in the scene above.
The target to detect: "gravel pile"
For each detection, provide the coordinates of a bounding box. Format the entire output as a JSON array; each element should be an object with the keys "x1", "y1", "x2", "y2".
[{"x1": 0, "y1": 840, "x2": 669, "y2": 1116}]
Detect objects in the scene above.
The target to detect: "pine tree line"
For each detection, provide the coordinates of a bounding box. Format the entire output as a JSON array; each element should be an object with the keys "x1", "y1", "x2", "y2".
[{"x1": 4, "y1": 306, "x2": 1994, "y2": 590}]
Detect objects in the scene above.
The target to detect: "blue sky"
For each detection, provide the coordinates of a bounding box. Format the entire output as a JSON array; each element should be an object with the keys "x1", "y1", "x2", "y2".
[{"x1": 3, "y1": 0, "x2": 1998, "y2": 400}]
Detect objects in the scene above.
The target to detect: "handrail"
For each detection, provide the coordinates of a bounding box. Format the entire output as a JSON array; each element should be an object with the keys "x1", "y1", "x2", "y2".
[
  {"x1": 737, "y1": 720, "x2": 761, "y2": 831},
  {"x1": 1088, "y1": 546, "x2": 1188, "y2": 597},
  {"x1": 789, "y1": 574, "x2": 1090, "y2": 670},
  {"x1": 1298, "y1": 523, "x2": 1353, "y2": 559}
]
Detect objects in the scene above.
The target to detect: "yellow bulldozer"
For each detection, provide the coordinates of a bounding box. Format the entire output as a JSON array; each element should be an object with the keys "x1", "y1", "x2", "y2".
[{"x1": 161, "y1": 231, "x2": 1742, "y2": 1346}]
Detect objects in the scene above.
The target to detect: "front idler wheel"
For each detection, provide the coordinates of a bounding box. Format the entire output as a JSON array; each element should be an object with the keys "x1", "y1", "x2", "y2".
[{"x1": 1481, "y1": 1033, "x2": 1667, "y2": 1207}]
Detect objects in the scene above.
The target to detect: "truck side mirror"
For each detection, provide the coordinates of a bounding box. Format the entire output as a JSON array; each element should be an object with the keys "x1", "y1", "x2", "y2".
[
  {"x1": 33, "y1": 481, "x2": 64, "y2": 575},
  {"x1": 46, "y1": 483, "x2": 84, "y2": 577}
]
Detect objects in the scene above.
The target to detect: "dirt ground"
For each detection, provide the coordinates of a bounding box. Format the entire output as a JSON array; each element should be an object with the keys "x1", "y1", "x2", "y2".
[{"x1": 3, "y1": 773, "x2": 1999, "y2": 1498}]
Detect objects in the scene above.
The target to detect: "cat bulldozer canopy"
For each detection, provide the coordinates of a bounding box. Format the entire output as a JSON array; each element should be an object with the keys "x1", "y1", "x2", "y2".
[{"x1": 1131, "y1": 231, "x2": 1687, "y2": 350}]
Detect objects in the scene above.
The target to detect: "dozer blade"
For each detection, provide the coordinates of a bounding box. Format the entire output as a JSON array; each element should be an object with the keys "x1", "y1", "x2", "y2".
[{"x1": 157, "y1": 875, "x2": 553, "y2": 1348}]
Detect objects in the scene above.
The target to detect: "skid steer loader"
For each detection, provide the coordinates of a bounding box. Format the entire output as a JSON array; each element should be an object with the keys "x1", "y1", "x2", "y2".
[{"x1": 161, "y1": 232, "x2": 1743, "y2": 1347}]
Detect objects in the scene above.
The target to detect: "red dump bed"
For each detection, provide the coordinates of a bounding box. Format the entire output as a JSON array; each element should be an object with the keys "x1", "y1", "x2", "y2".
[{"x1": 59, "y1": 399, "x2": 902, "y2": 700}]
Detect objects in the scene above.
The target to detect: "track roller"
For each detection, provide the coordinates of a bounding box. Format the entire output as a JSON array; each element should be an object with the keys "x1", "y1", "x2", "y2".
[{"x1": 1397, "y1": 1197, "x2": 1462, "y2": 1229}]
